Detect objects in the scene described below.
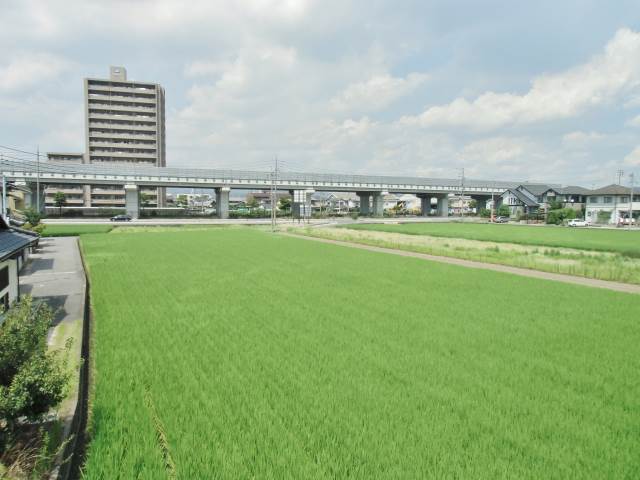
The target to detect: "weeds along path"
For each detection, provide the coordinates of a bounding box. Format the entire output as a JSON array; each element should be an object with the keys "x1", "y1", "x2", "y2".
[{"x1": 281, "y1": 232, "x2": 640, "y2": 295}]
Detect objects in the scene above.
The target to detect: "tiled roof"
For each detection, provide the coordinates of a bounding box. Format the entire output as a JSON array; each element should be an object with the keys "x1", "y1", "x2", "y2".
[
  {"x1": 506, "y1": 189, "x2": 540, "y2": 207},
  {"x1": 560, "y1": 186, "x2": 592, "y2": 195},
  {"x1": 0, "y1": 230, "x2": 36, "y2": 262},
  {"x1": 589, "y1": 184, "x2": 640, "y2": 195},
  {"x1": 519, "y1": 184, "x2": 557, "y2": 196}
]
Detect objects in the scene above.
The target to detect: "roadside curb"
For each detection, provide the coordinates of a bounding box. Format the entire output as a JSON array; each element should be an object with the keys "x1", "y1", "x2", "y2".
[{"x1": 54, "y1": 238, "x2": 92, "y2": 480}]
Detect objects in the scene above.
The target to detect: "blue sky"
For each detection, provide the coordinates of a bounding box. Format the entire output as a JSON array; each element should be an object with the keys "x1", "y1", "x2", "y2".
[{"x1": 1, "y1": 0, "x2": 639, "y2": 187}]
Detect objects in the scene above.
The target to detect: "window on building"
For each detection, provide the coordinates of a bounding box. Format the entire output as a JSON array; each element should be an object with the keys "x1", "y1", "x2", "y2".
[
  {"x1": 603, "y1": 196, "x2": 612, "y2": 204},
  {"x1": 621, "y1": 196, "x2": 629, "y2": 203},
  {"x1": 589, "y1": 197, "x2": 599, "y2": 203},
  {"x1": 0, "y1": 292, "x2": 8, "y2": 311}
]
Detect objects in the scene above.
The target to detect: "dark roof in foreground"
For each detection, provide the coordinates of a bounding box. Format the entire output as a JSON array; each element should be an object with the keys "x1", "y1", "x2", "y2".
[
  {"x1": 505, "y1": 188, "x2": 539, "y2": 207},
  {"x1": 0, "y1": 230, "x2": 36, "y2": 262}
]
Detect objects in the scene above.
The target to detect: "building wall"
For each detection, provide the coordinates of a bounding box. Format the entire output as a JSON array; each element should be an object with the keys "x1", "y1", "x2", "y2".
[
  {"x1": 85, "y1": 66, "x2": 166, "y2": 208},
  {"x1": 0, "y1": 258, "x2": 19, "y2": 308},
  {"x1": 585, "y1": 194, "x2": 640, "y2": 224}
]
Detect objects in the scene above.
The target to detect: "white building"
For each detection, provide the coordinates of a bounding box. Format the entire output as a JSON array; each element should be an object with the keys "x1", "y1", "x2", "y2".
[{"x1": 585, "y1": 184, "x2": 640, "y2": 224}]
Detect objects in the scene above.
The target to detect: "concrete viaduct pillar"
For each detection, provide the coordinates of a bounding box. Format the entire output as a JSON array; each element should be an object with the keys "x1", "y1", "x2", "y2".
[
  {"x1": 417, "y1": 194, "x2": 430, "y2": 216},
  {"x1": 25, "y1": 184, "x2": 46, "y2": 213},
  {"x1": 437, "y1": 195, "x2": 449, "y2": 217},
  {"x1": 357, "y1": 192, "x2": 370, "y2": 215},
  {"x1": 215, "y1": 187, "x2": 230, "y2": 219},
  {"x1": 124, "y1": 184, "x2": 139, "y2": 219},
  {"x1": 371, "y1": 191, "x2": 386, "y2": 217}
]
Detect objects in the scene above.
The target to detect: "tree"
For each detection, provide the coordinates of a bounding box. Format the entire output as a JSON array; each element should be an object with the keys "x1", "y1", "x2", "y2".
[
  {"x1": 468, "y1": 199, "x2": 477, "y2": 212},
  {"x1": 278, "y1": 196, "x2": 291, "y2": 212},
  {"x1": 0, "y1": 297, "x2": 70, "y2": 442},
  {"x1": 176, "y1": 195, "x2": 188, "y2": 207},
  {"x1": 53, "y1": 191, "x2": 67, "y2": 217},
  {"x1": 140, "y1": 192, "x2": 150, "y2": 209},
  {"x1": 497, "y1": 204, "x2": 511, "y2": 217},
  {"x1": 246, "y1": 195, "x2": 260, "y2": 209},
  {"x1": 23, "y1": 208, "x2": 42, "y2": 226}
]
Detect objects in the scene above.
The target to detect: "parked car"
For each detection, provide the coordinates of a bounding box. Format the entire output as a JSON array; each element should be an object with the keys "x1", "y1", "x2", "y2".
[
  {"x1": 618, "y1": 217, "x2": 636, "y2": 226},
  {"x1": 567, "y1": 219, "x2": 588, "y2": 227},
  {"x1": 493, "y1": 216, "x2": 509, "y2": 223},
  {"x1": 110, "y1": 214, "x2": 132, "y2": 222}
]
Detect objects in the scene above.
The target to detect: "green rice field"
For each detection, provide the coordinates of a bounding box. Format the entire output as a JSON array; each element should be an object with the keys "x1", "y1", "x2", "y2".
[
  {"x1": 348, "y1": 222, "x2": 640, "y2": 257},
  {"x1": 41, "y1": 224, "x2": 114, "y2": 237},
  {"x1": 80, "y1": 228, "x2": 640, "y2": 478}
]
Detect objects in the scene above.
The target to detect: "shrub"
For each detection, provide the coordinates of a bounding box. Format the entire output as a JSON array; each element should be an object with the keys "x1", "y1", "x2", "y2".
[
  {"x1": 0, "y1": 297, "x2": 70, "y2": 438},
  {"x1": 23, "y1": 209, "x2": 42, "y2": 226},
  {"x1": 479, "y1": 208, "x2": 491, "y2": 218}
]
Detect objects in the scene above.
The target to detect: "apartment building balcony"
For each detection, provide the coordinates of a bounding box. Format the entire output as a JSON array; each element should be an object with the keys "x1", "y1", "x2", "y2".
[
  {"x1": 89, "y1": 131, "x2": 156, "y2": 141},
  {"x1": 90, "y1": 149, "x2": 157, "y2": 158},
  {"x1": 89, "y1": 140, "x2": 157, "y2": 149},
  {"x1": 44, "y1": 187, "x2": 84, "y2": 195},
  {"x1": 88, "y1": 103, "x2": 156, "y2": 113},
  {"x1": 88, "y1": 92, "x2": 156, "y2": 104},
  {"x1": 87, "y1": 83, "x2": 158, "y2": 95},
  {"x1": 88, "y1": 122, "x2": 157, "y2": 132},
  {"x1": 92, "y1": 188, "x2": 126, "y2": 195},
  {"x1": 91, "y1": 199, "x2": 126, "y2": 207},
  {"x1": 89, "y1": 111, "x2": 155, "y2": 121},
  {"x1": 89, "y1": 157, "x2": 157, "y2": 165},
  {"x1": 45, "y1": 197, "x2": 85, "y2": 205}
]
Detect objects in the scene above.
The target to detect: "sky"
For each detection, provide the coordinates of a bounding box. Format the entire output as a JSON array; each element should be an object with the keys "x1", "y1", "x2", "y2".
[{"x1": 1, "y1": 0, "x2": 640, "y2": 187}]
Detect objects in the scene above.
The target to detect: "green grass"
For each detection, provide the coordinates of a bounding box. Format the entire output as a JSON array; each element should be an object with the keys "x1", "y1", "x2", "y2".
[
  {"x1": 80, "y1": 228, "x2": 640, "y2": 478},
  {"x1": 293, "y1": 226, "x2": 640, "y2": 284},
  {"x1": 347, "y1": 222, "x2": 640, "y2": 257},
  {"x1": 41, "y1": 224, "x2": 114, "y2": 237}
]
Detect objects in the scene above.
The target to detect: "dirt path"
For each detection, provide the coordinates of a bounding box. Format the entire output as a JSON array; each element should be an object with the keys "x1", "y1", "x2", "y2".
[{"x1": 281, "y1": 232, "x2": 640, "y2": 295}]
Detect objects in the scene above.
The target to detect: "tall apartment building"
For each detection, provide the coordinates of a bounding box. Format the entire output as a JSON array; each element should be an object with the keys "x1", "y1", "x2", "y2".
[{"x1": 46, "y1": 66, "x2": 166, "y2": 210}]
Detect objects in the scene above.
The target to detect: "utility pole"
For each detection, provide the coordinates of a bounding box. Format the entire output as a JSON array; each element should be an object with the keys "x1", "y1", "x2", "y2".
[
  {"x1": 629, "y1": 172, "x2": 635, "y2": 231},
  {"x1": 491, "y1": 180, "x2": 496, "y2": 222},
  {"x1": 270, "y1": 156, "x2": 278, "y2": 232},
  {"x1": 614, "y1": 169, "x2": 624, "y2": 225},
  {"x1": 36, "y1": 145, "x2": 41, "y2": 213},
  {"x1": 459, "y1": 168, "x2": 465, "y2": 219}
]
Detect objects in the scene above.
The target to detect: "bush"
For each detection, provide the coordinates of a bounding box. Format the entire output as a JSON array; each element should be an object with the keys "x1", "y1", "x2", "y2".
[
  {"x1": 479, "y1": 208, "x2": 491, "y2": 218},
  {"x1": 23, "y1": 209, "x2": 42, "y2": 226},
  {"x1": 546, "y1": 208, "x2": 577, "y2": 225},
  {"x1": 497, "y1": 205, "x2": 510, "y2": 217},
  {"x1": 0, "y1": 297, "x2": 70, "y2": 438}
]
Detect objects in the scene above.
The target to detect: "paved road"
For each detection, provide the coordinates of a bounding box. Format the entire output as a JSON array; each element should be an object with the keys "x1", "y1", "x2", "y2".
[
  {"x1": 283, "y1": 233, "x2": 640, "y2": 295},
  {"x1": 21, "y1": 237, "x2": 86, "y2": 334}
]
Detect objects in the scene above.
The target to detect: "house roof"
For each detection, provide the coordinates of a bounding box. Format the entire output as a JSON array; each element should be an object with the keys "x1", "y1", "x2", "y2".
[
  {"x1": 518, "y1": 184, "x2": 558, "y2": 196},
  {"x1": 505, "y1": 188, "x2": 539, "y2": 207},
  {"x1": 589, "y1": 184, "x2": 640, "y2": 195},
  {"x1": 559, "y1": 185, "x2": 592, "y2": 195},
  {"x1": 0, "y1": 217, "x2": 37, "y2": 262}
]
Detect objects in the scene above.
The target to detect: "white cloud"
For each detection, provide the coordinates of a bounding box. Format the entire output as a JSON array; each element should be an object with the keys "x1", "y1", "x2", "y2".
[
  {"x1": 624, "y1": 146, "x2": 640, "y2": 166},
  {"x1": 404, "y1": 28, "x2": 640, "y2": 130},
  {"x1": 626, "y1": 115, "x2": 640, "y2": 127},
  {"x1": 561, "y1": 131, "x2": 606, "y2": 147},
  {"x1": 0, "y1": 53, "x2": 72, "y2": 91},
  {"x1": 330, "y1": 73, "x2": 428, "y2": 113}
]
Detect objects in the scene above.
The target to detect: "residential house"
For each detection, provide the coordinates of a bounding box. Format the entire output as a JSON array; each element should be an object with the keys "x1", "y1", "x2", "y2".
[
  {"x1": 499, "y1": 188, "x2": 540, "y2": 217},
  {"x1": 585, "y1": 184, "x2": 640, "y2": 224},
  {"x1": 558, "y1": 186, "x2": 591, "y2": 211},
  {"x1": 0, "y1": 216, "x2": 38, "y2": 310}
]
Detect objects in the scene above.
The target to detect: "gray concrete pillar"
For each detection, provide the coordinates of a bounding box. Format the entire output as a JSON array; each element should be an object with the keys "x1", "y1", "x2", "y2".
[
  {"x1": 357, "y1": 192, "x2": 371, "y2": 215},
  {"x1": 124, "y1": 184, "x2": 139, "y2": 219},
  {"x1": 418, "y1": 195, "x2": 431, "y2": 216},
  {"x1": 371, "y1": 191, "x2": 386, "y2": 217},
  {"x1": 437, "y1": 195, "x2": 449, "y2": 217},
  {"x1": 215, "y1": 187, "x2": 230, "y2": 219},
  {"x1": 26, "y1": 185, "x2": 45, "y2": 213}
]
